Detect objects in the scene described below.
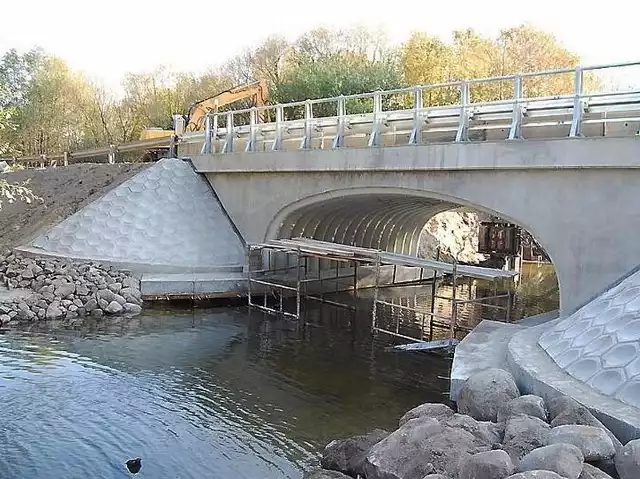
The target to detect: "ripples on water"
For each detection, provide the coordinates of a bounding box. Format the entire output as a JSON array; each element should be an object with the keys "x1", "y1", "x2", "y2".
[
  {"x1": 0, "y1": 305, "x2": 451, "y2": 478},
  {"x1": 0, "y1": 263, "x2": 557, "y2": 478}
]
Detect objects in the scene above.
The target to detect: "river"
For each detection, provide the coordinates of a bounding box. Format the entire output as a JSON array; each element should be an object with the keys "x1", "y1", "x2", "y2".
[{"x1": 0, "y1": 262, "x2": 557, "y2": 478}]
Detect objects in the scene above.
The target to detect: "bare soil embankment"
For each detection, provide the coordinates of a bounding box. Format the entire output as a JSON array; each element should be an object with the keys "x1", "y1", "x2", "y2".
[{"x1": 0, "y1": 163, "x2": 149, "y2": 251}]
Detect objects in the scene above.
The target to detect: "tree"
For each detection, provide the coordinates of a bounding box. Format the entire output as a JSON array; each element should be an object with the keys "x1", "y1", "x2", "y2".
[
  {"x1": 0, "y1": 106, "x2": 39, "y2": 209},
  {"x1": 401, "y1": 32, "x2": 455, "y2": 105},
  {"x1": 399, "y1": 24, "x2": 590, "y2": 105},
  {"x1": 224, "y1": 36, "x2": 290, "y2": 89},
  {"x1": 273, "y1": 27, "x2": 403, "y2": 117},
  {"x1": 497, "y1": 24, "x2": 581, "y2": 97},
  {"x1": 17, "y1": 56, "x2": 94, "y2": 155}
]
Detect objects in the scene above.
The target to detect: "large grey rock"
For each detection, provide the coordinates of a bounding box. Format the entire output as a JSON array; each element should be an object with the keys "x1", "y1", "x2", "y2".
[
  {"x1": 123, "y1": 277, "x2": 139, "y2": 289},
  {"x1": 547, "y1": 425, "x2": 615, "y2": 461},
  {"x1": 75, "y1": 283, "x2": 89, "y2": 296},
  {"x1": 442, "y1": 414, "x2": 502, "y2": 445},
  {"x1": 498, "y1": 395, "x2": 548, "y2": 423},
  {"x1": 506, "y1": 472, "x2": 565, "y2": 479},
  {"x1": 363, "y1": 417, "x2": 490, "y2": 479},
  {"x1": 503, "y1": 415, "x2": 551, "y2": 462},
  {"x1": 54, "y1": 282, "x2": 75, "y2": 298},
  {"x1": 548, "y1": 396, "x2": 581, "y2": 420},
  {"x1": 105, "y1": 301, "x2": 123, "y2": 314},
  {"x1": 517, "y1": 443, "x2": 584, "y2": 479},
  {"x1": 615, "y1": 438, "x2": 640, "y2": 479},
  {"x1": 45, "y1": 303, "x2": 64, "y2": 320},
  {"x1": 321, "y1": 429, "x2": 388, "y2": 476},
  {"x1": 107, "y1": 282, "x2": 122, "y2": 294},
  {"x1": 113, "y1": 293, "x2": 126, "y2": 305},
  {"x1": 121, "y1": 286, "x2": 141, "y2": 299},
  {"x1": 580, "y1": 463, "x2": 614, "y2": 479},
  {"x1": 458, "y1": 449, "x2": 514, "y2": 479},
  {"x1": 302, "y1": 470, "x2": 351, "y2": 479},
  {"x1": 549, "y1": 398, "x2": 622, "y2": 452},
  {"x1": 124, "y1": 303, "x2": 142, "y2": 314},
  {"x1": 96, "y1": 289, "x2": 116, "y2": 303},
  {"x1": 84, "y1": 298, "x2": 98, "y2": 312},
  {"x1": 457, "y1": 368, "x2": 520, "y2": 422},
  {"x1": 399, "y1": 403, "x2": 454, "y2": 427}
]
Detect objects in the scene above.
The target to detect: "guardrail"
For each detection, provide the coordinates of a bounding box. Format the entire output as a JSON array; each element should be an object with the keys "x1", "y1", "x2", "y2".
[
  {"x1": 8, "y1": 136, "x2": 175, "y2": 168},
  {"x1": 201, "y1": 61, "x2": 640, "y2": 154},
  {"x1": 6, "y1": 62, "x2": 640, "y2": 168}
]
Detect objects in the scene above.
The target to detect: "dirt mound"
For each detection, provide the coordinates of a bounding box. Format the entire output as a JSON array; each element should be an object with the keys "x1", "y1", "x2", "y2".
[{"x1": 0, "y1": 163, "x2": 149, "y2": 251}]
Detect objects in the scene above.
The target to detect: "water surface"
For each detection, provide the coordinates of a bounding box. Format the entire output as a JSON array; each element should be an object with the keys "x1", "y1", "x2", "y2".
[{"x1": 0, "y1": 305, "x2": 451, "y2": 478}]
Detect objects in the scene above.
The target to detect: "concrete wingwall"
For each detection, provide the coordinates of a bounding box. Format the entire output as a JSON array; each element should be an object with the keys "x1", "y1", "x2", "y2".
[
  {"x1": 191, "y1": 136, "x2": 640, "y2": 316},
  {"x1": 18, "y1": 158, "x2": 246, "y2": 275}
]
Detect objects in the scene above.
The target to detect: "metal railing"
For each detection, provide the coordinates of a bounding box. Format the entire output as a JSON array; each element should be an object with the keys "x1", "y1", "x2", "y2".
[
  {"x1": 9, "y1": 136, "x2": 175, "y2": 168},
  {"x1": 201, "y1": 61, "x2": 640, "y2": 154},
  {"x1": 7, "y1": 61, "x2": 640, "y2": 168}
]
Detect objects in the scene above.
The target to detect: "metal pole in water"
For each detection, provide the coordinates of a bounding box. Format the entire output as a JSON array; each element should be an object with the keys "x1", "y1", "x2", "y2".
[
  {"x1": 247, "y1": 246, "x2": 253, "y2": 309},
  {"x1": 296, "y1": 247, "x2": 302, "y2": 320},
  {"x1": 450, "y1": 259, "x2": 458, "y2": 351},
  {"x1": 371, "y1": 254, "x2": 381, "y2": 334}
]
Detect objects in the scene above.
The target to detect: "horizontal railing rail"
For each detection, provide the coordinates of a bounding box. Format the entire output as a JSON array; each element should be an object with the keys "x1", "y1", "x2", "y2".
[{"x1": 7, "y1": 136, "x2": 175, "y2": 168}]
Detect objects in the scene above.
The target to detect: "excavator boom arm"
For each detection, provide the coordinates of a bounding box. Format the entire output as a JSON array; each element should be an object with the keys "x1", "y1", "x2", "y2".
[{"x1": 186, "y1": 79, "x2": 269, "y2": 132}]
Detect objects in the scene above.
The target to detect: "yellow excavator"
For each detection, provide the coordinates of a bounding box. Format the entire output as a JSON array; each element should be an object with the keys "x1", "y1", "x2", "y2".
[{"x1": 139, "y1": 79, "x2": 269, "y2": 142}]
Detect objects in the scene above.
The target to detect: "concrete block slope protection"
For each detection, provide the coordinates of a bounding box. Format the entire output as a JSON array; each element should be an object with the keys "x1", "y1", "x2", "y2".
[
  {"x1": 20, "y1": 158, "x2": 245, "y2": 274},
  {"x1": 539, "y1": 267, "x2": 640, "y2": 410}
]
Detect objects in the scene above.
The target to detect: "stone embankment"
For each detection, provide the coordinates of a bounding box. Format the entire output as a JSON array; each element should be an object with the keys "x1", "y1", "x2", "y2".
[
  {"x1": 0, "y1": 252, "x2": 143, "y2": 326},
  {"x1": 305, "y1": 368, "x2": 640, "y2": 479}
]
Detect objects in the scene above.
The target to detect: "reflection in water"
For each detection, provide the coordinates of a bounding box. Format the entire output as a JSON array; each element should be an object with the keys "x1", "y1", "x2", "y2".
[
  {"x1": 0, "y1": 263, "x2": 557, "y2": 478},
  {"x1": 0, "y1": 307, "x2": 451, "y2": 479},
  {"x1": 338, "y1": 261, "x2": 559, "y2": 342}
]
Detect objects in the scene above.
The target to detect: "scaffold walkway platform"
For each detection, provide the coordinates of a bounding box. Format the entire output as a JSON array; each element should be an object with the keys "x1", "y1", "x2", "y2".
[{"x1": 247, "y1": 238, "x2": 517, "y2": 351}]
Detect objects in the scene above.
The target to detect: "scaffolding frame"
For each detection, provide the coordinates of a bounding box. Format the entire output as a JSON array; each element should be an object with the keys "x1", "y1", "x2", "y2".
[{"x1": 247, "y1": 238, "x2": 517, "y2": 350}]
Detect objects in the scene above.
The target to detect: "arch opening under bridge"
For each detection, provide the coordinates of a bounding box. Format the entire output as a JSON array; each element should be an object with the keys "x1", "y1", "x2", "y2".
[{"x1": 265, "y1": 187, "x2": 559, "y2": 316}]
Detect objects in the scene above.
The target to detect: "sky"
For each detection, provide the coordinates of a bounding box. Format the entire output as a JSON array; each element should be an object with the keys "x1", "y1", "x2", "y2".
[{"x1": 1, "y1": 0, "x2": 639, "y2": 93}]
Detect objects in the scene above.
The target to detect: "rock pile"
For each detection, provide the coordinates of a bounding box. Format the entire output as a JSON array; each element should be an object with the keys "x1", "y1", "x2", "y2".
[
  {"x1": 305, "y1": 368, "x2": 640, "y2": 479},
  {"x1": 0, "y1": 252, "x2": 143, "y2": 326}
]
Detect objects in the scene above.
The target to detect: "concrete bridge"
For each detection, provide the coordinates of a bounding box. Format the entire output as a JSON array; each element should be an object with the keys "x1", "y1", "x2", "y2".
[
  {"x1": 190, "y1": 135, "x2": 640, "y2": 315},
  {"x1": 17, "y1": 61, "x2": 640, "y2": 439},
  {"x1": 177, "y1": 62, "x2": 640, "y2": 315},
  {"x1": 22, "y1": 62, "x2": 640, "y2": 316}
]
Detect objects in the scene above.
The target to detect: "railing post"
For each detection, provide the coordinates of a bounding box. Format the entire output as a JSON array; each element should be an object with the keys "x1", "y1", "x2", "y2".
[
  {"x1": 222, "y1": 112, "x2": 234, "y2": 153},
  {"x1": 203, "y1": 114, "x2": 212, "y2": 154},
  {"x1": 172, "y1": 114, "x2": 185, "y2": 136},
  {"x1": 409, "y1": 87, "x2": 423, "y2": 145},
  {"x1": 246, "y1": 107, "x2": 257, "y2": 152},
  {"x1": 107, "y1": 145, "x2": 116, "y2": 164},
  {"x1": 332, "y1": 95, "x2": 346, "y2": 149},
  {"x1": 455, "y1": 81, "x2": 469, "y2": 142},
  {"x1": 39, "y1": 154, "x2": 45, "y2": 168},
  {"x1": 63, "y1": 151, "x2": 69, "y2": 167},
  {"x1": 508, "y1": 75, "x2": 523, "y2": 140},
  {"x1": 570, "y1": 66, "x2": 584, "y2": 138},
  {"x1": 368, "y1": 91, "x2": 383, "y2": 147},
  {"x1": 300, "y1": 100, "x2": 312, "y2": 149},
  {"x1": 272, "y1": 105, "x2": 283, "y2": 151}
]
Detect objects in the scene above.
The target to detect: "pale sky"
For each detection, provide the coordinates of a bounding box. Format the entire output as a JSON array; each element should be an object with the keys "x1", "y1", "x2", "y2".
[{"x1": 1, "y1": 0, "x2": 639, "y2": 92}]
